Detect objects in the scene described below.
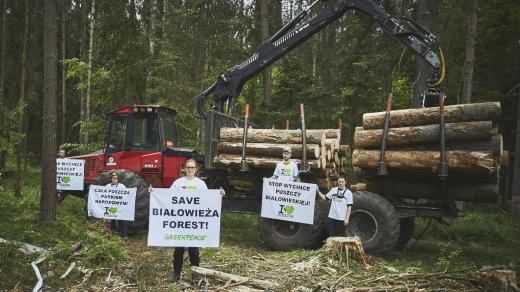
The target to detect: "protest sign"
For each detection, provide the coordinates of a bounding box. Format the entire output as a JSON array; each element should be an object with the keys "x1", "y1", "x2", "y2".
[
  {"x1": 87, "y1": 186, "x2": 136, "y2": 220},
  {"x1": 56, "y1": 158, "x2": 85, "y2": 190},
  {"x1": 261, "y1": 178, "x2": 316, "y2": 224},
  {"x1": 148, "y1": 188, "x2": 222, "y2": 247}
]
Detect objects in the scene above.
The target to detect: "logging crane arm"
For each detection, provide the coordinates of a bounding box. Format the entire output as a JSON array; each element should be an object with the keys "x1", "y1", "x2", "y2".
[{"x1": 192, "y1": 0, "x2": 443, "y2": 118}]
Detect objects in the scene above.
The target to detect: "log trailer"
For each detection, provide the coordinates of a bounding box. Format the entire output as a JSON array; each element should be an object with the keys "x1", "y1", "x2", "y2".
[{"x1": 69, "y1": 0, "x2": 475, "y2": 252}]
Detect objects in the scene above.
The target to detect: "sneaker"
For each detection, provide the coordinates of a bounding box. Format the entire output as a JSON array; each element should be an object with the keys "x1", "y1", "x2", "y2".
[{"x1": 171, "y1": 273, "x2": 181, "y2": 283}]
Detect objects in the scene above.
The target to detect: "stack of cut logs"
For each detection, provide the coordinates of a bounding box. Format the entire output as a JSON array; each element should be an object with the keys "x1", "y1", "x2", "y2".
[
  {"x1": 213, "y1": 128, "x2": 351, "y2": 190},
  {"x1": 352, "y1": 102, "x2": 502, "y2": 203}
]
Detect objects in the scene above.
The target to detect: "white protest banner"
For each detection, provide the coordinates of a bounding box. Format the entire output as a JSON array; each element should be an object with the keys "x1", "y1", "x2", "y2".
[
  {"x1": 56, "y1": 158, "x2": 85, "y2": 190},
  {"x1": 261, "y1": 178, "x2": 316, "y2": 224},
  {"x1": 87, "y1": 186, "x2": 136, "y2": 221},
  {"x1": 147, "y1": 188, "x2": 222, "y2": 248}
]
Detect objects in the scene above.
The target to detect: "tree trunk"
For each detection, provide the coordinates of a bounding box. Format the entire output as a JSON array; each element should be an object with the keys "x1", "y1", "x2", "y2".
[
  {"x1": 219, "y1": 128, "x2": 338, "y2": 144},
  {"x1": 41, "y1": 0, "x2": 58, "y2": 224},
  {"x1": 0, "y1": 0, "x2": 7, "y2": 169},
  {"x1": 214, "y1": 154, "x2": 320, "y2": 169},
  {"x1": 460, "y1": 0, "x2": 478, "y2": 104},
  {"x1": 354, "y1": 179, "x2": 498, "y2": 203},
  {"x1": 15, "y1": 0, "x2": 30, "y2": 198},
  {"x1": 79, "y1": 0, "x2": 88, "y2": 145},
  {"x1": 352, "y1": 150, "x2": 496, "y2": 180},
  {"x1": 217, "y1": 142, "x2": 320, "y2": 159},
  {"x1": 146, "y1": 0, "x2": 157, "y2": 103},
  {"x1": 361, "y1": 134, "x2": 502, "y2": 157},
  {"x1": 259, "y1": 0, "x2": 272, "y2": 104},
  {"x1": 362, "y1": 102, "x2": 500, "y2": 129},
  {"x1": 85, "y1": 0, "x2": 95, "y2": 145},
  {"x1": 61, "y1": 0, "x2": 66, "y2": 144},
  {"x1": 412, "y1": 0, "x2": 436, "y2": 108},
  {"x1": 354, "y1": 121, "x2": 496, "y2": 147}
]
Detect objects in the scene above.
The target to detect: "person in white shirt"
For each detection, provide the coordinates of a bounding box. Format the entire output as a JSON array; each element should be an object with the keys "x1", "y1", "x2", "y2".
[
  {"x1": 106, "y1": 172, "x2": 128, "y2": 237},
  {"x1": 272, "y1": 145, "x2": 299, "y2": 181},
  {"x1": 317, "y1": 176, "x2": 353, "y2": 237},
  {"x1": 149, "y1": 159, "x2": 225, "y2": 283}
]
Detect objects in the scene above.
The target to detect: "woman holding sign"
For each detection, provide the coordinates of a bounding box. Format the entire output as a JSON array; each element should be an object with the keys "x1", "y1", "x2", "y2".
[
  {"x1": 317, "y1": 176, "x2": 353, "y2": 237},
  {"x1": 149, "y1": 159, "x2": 225, "y2": 282},
  {"x1": 107, "y1": 172, "x2": 128, "y2": 237}
]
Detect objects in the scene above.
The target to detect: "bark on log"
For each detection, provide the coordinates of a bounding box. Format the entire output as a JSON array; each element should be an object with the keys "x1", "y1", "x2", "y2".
[
  {"x1": 362, "y1": 102, "x2": 500, "y2": 129},
  {"x1": 227, "y1": 177, "x2": 254, "y2": 192},
  {"x1": 355, "y1": 179, "x2": 498, "y2": 203},
  {"x1": 217, "y1": 142, "x2": 320, "y2": 159},
  {"x1": 214, "y1": 154, "x2": 320, "y2": 169},
  {"x1": 354, "y1": 121, "x2": 496, "y2": 147},
  {"x1": 191, "y1": 266, "x2": 276, "y2": 290},
  {"x1": 219, "y1": 128, "x2": 335, "y2": 144},
  {"x1": 324, "y1": 139, "x2": 339, "y2": 151},
  {"x1": 353, "y1": 165, "x2": 498, "y2": 183},
  {"x1": 358, "y1": 134, "x2": 503, "y2": 157},
  {"x1": 338, "y1": 145, "x2": 351, "y2": 157},
  {"x1": 352, "y1": 150, "x2": 496, "y2": 180}
]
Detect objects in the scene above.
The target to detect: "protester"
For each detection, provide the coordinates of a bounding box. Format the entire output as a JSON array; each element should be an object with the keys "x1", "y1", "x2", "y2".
[
  {"x1": 57, "y1": 148, "x2": 66, "y2": 203},
  {"x1": 57, "y1": 148, "x2": 66, "y2": 158},
  {"x1": 317, "y1": 176, "x2": 353, "y2": 237},
  {"x1": 149, "y1": 159, "x2": 225, "y2": 282},
  {"x1": 271, "y1": 145, "x2": 299, "y2": 181},
  {"x1": 106, "y1": 172, "x2": 128, "y2": 237}
]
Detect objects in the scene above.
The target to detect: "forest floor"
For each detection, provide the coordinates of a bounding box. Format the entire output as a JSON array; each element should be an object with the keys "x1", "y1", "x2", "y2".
[{"x1": 1, "y1": 167, "x2": 520, "y2": 291}]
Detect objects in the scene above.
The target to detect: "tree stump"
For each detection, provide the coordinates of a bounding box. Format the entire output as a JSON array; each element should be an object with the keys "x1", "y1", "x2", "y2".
[{"x1": 324, "y1": 236, "x2": 371, "y2": 269}]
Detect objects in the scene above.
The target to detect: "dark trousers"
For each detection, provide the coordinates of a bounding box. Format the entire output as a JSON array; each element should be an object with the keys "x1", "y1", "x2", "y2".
[
  {"x1": 327, "y1": 218, "x2": 345, "y2": 237},
  {"x1": 111, "y1": 220, "x2": 128, "y2": 237},
  {"x1": 173, "y1": 247, "x2": 200, "y2": 276}
]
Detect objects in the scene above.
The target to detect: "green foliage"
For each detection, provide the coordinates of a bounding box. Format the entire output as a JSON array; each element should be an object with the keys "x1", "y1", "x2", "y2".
[
  {"x1": 434, "y1": 245, "x2": 462, "y2": 271},
  {"x1": 391, "y1": 76, "x2": 414, "y2": 110},
  {"x1": 0, "y1": 171, "x2": 128, "y2": 289},
  {"x1": 0, "y1": 102, "x2": 26, "y2": 153}
]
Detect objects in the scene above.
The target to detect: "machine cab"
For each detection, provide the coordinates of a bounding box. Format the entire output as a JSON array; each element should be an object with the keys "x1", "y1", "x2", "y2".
[
  {"x1": 106, "y1": 105, "x2": 178, "y2": 154},
  {"x1": 102, "y1": 105, "x2": 184, "y2": 187}
]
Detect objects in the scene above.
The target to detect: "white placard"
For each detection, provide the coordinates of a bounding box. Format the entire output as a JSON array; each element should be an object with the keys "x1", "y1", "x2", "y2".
[
  {"x1": 147, "y1": 188, "x2": 222, "y2": 247},
  {"x1": 261, "y1": 178, "x2": 316, "y2": 224},
  {"x1": 87, "y1": 186, "x2": 136, "y2": 220},
  {"x1": 56, "y1": 158, "x2": 85, "y2": 190}
]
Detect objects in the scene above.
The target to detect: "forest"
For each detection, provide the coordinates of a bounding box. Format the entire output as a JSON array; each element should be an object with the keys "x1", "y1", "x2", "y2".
[{"x1": 1, "y1": 0, "x2": 520, "y2": 291}]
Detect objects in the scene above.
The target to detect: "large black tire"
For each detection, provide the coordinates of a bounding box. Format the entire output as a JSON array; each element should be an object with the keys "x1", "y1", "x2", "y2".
[
  {"x1": 260, "y1": 200, "x2": 329, "y2": 251},
  {"x1": 396, "y1": 217, "x2": 415, "y2": 250},
  {"x1": 90, "y1": 170, "x2": 150, "y2": 235},
  {"x1": 345, "y1": 191, "x2": 400, "y2": 253}
]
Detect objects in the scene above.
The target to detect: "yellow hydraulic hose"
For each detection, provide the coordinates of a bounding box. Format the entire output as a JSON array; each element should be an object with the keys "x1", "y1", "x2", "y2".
[{"x1": 430, "y1": 47, "x2": 446, "y2": 88}]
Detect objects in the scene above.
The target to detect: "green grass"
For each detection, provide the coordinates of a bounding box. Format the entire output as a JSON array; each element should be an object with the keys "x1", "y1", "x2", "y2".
[
  {"x1": 2, "y1": 161, "x2": 520, "y2": 289},
  {"x1": 385, "y1": 204, "x2": 520, "y2": 274},
  {"x1": 0, "y1": 165, "x2": 128, "y2": 289},
  {"x1": 220, "y1": 212, "x2": 261, "y2": 246}
]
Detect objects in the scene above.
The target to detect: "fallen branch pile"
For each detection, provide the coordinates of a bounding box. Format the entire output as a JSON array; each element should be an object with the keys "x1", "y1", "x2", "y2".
[{"x1": 353, "y1": 102, "x2": 503, "y2": 203}]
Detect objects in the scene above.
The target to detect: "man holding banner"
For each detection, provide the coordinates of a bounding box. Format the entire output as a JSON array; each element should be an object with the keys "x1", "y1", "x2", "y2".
[
  {"x1": 317, "y1": 176, "x2": 353, "y2": 237},
  {"x1": 271, "y1": 145, "x2": 299, "y2": 182},
  {"x1": 148, "y1": 159, "x2": 225, "y2": 283}
]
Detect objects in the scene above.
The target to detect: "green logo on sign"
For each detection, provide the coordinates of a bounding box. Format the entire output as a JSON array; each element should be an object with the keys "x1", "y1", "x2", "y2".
[
  {"x1": 283, "y1": 205, "x2": 295, "y2": 215},
  {"x1": 62, "y1": 176, "x2": 71, "y2": 183},
  {"x1": 109, "y1": 207, "x2": 118, "y2": 214}
]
